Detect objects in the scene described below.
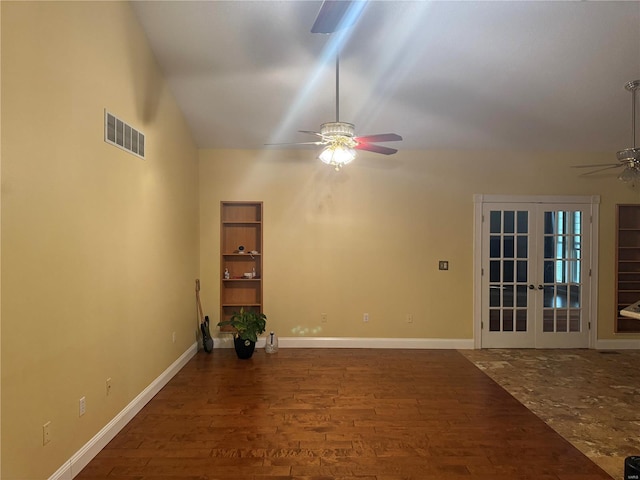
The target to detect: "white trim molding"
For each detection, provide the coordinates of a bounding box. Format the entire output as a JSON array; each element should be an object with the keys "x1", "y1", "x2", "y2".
[
  {"x1": 49, "y1": 343, "x2": 198, "y2": 480},
  {"x1": 473, "y1": 194, "x2": 601, "y2": 349},
  {"x1": 215, "y1": 336, "x2": 475, "y2": 350},
  {"x1": 596, "y1": 338, "x2": 640, "y2": 350},
  {"x1": 473, "y1": 194, "x2": 601, "y2": 205}
]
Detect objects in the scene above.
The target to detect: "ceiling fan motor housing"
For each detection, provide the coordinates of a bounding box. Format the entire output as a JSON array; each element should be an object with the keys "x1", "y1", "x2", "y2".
[
  {"x1": 617, "y1": 148, "x2": 640, "y2": 163},
  {"x1": 320, "y1": 122, "x2": 355, "y2": 138}
]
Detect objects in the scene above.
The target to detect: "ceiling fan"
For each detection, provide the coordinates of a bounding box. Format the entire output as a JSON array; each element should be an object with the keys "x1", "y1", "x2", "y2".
[
  {"x1": 573, "y1": 80, "x2": 640, "y2": 182},
  {"x1": 267, "y1": 1, "x2": 403, "y2": 171}
]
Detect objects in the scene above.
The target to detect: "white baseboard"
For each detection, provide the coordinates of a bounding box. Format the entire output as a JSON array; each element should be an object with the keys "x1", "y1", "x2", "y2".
[
  {"x1": 596, "y1": 338, "x2": 640, "y2": 350},
  {"x1": 217, "y1": 336, "x2": 640, "y2": 351},
  {"x1": 49, "y1": 343, "x2": 198, "y2": 480},
  {"x1": 214, "y1": 336, "x2": 474, "y2": 350}
]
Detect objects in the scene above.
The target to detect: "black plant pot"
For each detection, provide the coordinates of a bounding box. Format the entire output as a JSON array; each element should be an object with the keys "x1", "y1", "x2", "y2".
[{"x1": 233, "y1": 337, "x2": 256, "y2": 359}]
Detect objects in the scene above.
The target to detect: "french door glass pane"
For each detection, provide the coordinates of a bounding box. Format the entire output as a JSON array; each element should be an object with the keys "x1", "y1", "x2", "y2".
[
  {"x1": 542, "y1": 210, "x2": 583, "y2": 333},
  {"x1": 489, "y1": 309, "x2": 500, "y2": 331},
  {"x1": 503, "y1": 285, "x2": 514, "y2": 307},
  {"x1": 516, "y1": 285, "x2": 528, "y2": 307},
  {"x1": 503, "y1": 310, "x2": 514, "y2": 331},
  {"x1": 504, "y1": 211, "x2": 515, "y2": 233},
  {"x1": 503, "y1": 261, "x2": 514, "y2": 282},
  {"x1": 516, "y1": 261, "x2": 527, "y2": 282},
  {"x1": 490, "y1": 211, "x2": 501, "y2": 233},
  {"x1": 557, "y1": 310, "x2": 568, "y2": 332},
  {"x1": 489, "y1": 309, "x2": 501, "y2": 332},
  {"x1": 543, "y1": 310, "x2": 554, "y2": 332},
  {"x1": 488, "y1": 209, "x2": 529, "y2": 334},
  {"x1": 490, "y1": 261, "x2": 500, "y2": 282},
  {"x1": 544, "y1": 237, "x2": 554, "y2": 258},
  {"x1": 504, "y1": 236, "x2": 514, "y2": 257},
  {"x1": 569, "y1": 310, "x2": 581, "y2": 332},
  {"x1": 517, "y1": 211, "x2": 528, "y2": 233},
  {"x1": 517, "y1": 237, "x2": 527, "y2": 258},
  {"x1": 490, "y1": 236, "x2": 500, "y2": 257},
  {"x1": 489, "y1": 288, "x2": 500, "y2": 307},
  {"x1": 569, "y1": 285, "x2": 580, "y2": 308}
]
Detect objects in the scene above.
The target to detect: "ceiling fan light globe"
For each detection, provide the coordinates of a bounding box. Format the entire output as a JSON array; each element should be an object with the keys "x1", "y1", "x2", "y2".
[
  {"x1": 618, "y1": 167, "x2": 634, "y2": 183},
  {"x1": 319, "y1": 145, "x2": 356, "y2": 168}
]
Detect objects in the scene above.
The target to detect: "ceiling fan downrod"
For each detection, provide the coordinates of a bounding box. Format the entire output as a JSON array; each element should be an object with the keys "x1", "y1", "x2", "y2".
[
  {"x1": 319, "y1": 53, "x2": 357, "y2": 140},
  {"x1": 617, "y1": 80, "x2": 640, "y2": 164},
  {"x1": 335, "y1": 54, "x2": 340, "y2": 122}
]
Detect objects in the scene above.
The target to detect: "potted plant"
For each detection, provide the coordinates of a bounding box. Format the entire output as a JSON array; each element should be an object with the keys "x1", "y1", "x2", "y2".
[{"x1": 217, "y1": 307, "x2": 267, "y2": 359}]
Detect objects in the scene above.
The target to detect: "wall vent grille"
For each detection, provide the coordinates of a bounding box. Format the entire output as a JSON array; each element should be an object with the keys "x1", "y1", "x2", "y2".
[{"x1": 104, "y1": 110, "x2": 145, "y2": 159}]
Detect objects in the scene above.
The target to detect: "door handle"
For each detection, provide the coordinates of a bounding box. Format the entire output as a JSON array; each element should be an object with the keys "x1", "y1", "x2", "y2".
[
  {"x1": 528, "y1": 284, "x2": 535, "y2": 290},
  {"x1": 538, "y1": 285, "x2": 544, "y2": 290}
]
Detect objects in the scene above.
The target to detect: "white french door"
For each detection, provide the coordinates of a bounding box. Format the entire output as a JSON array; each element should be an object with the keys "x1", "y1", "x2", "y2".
[{"x1": 478, "y1": 198, "x2": 597, "y2": 349}]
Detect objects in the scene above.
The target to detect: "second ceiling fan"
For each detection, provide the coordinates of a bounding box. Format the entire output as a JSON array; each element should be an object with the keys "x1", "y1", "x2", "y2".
[{"x1": 271, "y1": 1, "x2": 402, "y2": 171}]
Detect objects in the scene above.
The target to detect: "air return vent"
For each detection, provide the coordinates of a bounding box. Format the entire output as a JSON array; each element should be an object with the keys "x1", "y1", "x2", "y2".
[{"x1": 104, "y1": 110, "x2": 145, "y2": 159}]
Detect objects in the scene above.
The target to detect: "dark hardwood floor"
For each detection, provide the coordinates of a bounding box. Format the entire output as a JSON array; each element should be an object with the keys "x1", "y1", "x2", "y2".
[{"x1": 76, "y1": 349, "x2": 611, "y2": 480}]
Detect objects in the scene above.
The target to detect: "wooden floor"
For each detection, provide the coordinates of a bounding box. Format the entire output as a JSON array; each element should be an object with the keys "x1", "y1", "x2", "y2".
[{"x1": 77, "y1": 349, "x2": 611, "y2": 480}]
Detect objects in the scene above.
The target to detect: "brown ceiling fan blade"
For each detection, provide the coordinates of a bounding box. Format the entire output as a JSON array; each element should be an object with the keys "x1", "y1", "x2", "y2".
[
  {"x1": 265, "y1": 141, "x2": 324, "y2": 146},
  {"x1": 355, "y1": 133, "x2": 403, "y2": 143},
  {"x1": 298, "y1": 130, "x2": 324, "y2": 137},
  {"x1": 355, "y1": 143, "x2": 398, "y2": 155},
  {"x1": 311, "y1": 1, "x2": 361, "y2": 34},
  {"x1": 571, "y1": 163, "x2": 621, "y2": 168},
  {"x1": 579, "y1": 165, "x2": 624, "y2": 176}
]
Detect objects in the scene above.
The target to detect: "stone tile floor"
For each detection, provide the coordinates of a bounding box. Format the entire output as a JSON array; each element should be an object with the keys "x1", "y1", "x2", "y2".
[{"x1": 461, "y1": 349, "x2": 640, "y2": 480}]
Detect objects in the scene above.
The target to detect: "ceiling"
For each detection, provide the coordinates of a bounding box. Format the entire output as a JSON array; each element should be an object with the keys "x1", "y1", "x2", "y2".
[{"x1": 131, "y1": 1, "x2": 640, "y2": 154}]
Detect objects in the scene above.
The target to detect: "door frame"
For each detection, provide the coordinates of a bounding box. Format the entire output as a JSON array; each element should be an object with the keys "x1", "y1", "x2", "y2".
[{"x1": 473, "y1": 194, "x2": 600, "y2": 349}]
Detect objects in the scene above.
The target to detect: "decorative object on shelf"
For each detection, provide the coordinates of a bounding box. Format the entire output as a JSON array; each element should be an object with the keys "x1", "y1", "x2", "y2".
[
  {"x1": 265, "y1": 331, "x2": 278, "y2": 354},
  {"x1": 573, "y1": 80, "x2": 640, "y2": 182},
  {"x1": 217, "y1": 307, "x2": 267, "y2": 359},
  {"x1": 237, "y1": 245, "x2": 245, "y2": 254}
]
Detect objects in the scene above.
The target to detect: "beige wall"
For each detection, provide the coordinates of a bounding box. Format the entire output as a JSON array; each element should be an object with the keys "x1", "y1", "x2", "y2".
[
  {"x1": 2, "y1": 2, "x2": 640, "y2": 479},
  {"x1": 199, "y1": 149, "x2": 640, "y2": 342},
  {"x1": 1, "y1": 2, "x2": 199, "y2": 479}
]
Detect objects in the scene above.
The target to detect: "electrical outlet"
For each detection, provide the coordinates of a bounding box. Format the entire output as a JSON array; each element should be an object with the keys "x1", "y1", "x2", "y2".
[
  {"x1": 106, "y1": 378, "x2": 112, "y2": 396},
  {"x1": 79, "y1": 396, "x2": 86, "y2": 417},
  {"x1": 407, "y1": 314, "x2": 413, "y2": 323},
  {"x1": 321, "y1": 313, "x2": 328, "y2": 323},
  {"x1": 363, "y1": 313, "x2": 369, "y2": 323},
  {"x1": 172, "y1": 331, "x2": 176, "y2": 343},
  {"x1": 43, "y1": 421, "x2": 51, "y2": 445},
  {"x1": 438, "y1": 260, "x2": 449, "y2": 271}
]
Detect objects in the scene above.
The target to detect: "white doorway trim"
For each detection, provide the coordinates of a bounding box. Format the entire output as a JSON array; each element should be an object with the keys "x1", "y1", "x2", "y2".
[{"x1": 473, "y1": 194, "x2": 600, "y2": 349}]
